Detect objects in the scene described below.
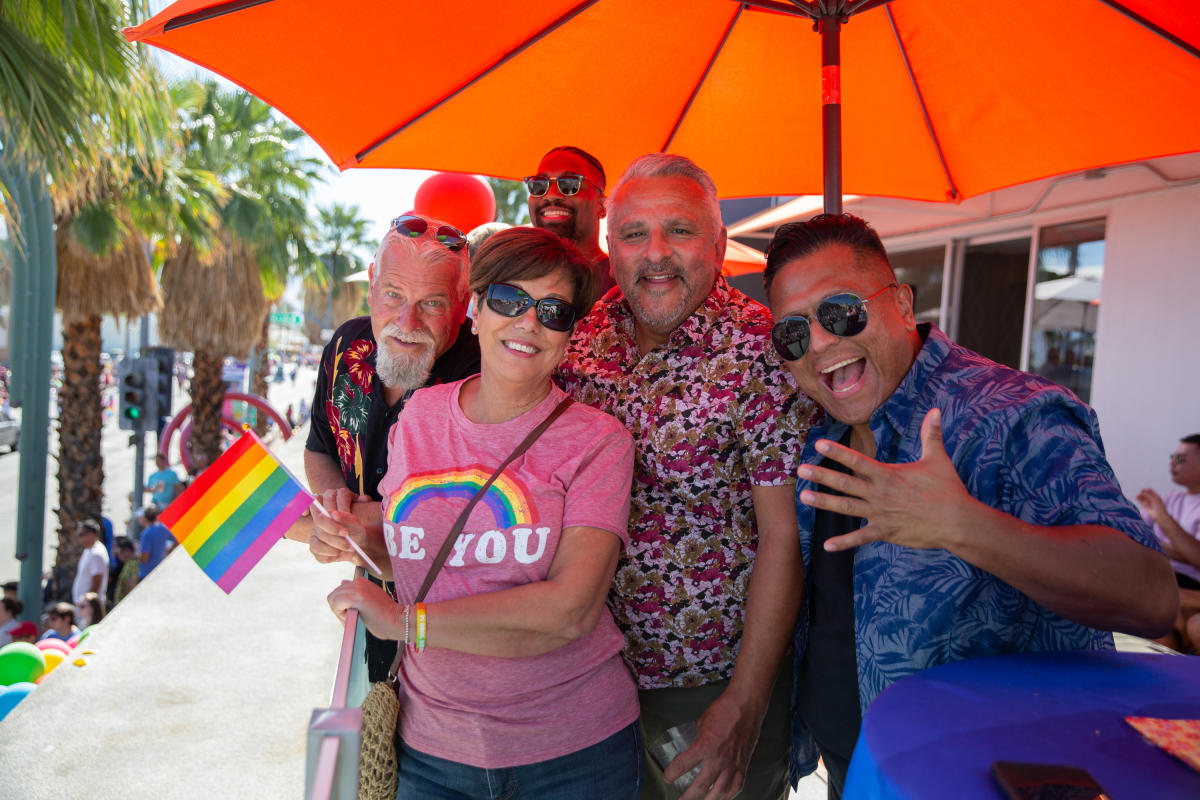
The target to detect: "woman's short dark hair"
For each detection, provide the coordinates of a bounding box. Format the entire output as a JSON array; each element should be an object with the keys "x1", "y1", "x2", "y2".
[
  {"x1": 764, "y1": 213, "x2": 892, "y2": 295},
  {"x1": 469, "y1": 226, "x2": 598, "y2": 322},
  {"x1": 2, "y1": 597, "x2": 21, "y2": 617}
]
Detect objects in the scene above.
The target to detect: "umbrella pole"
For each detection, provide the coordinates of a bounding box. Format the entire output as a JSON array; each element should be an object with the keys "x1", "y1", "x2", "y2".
[{"x1": 819, "y1": 13, "x2": 843, "y2": 215}]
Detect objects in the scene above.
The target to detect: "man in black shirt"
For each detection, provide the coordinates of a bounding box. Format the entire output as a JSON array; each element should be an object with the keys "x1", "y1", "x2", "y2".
[{"x1": 295, "y1": 215, "x2": 480, "y2": 678}]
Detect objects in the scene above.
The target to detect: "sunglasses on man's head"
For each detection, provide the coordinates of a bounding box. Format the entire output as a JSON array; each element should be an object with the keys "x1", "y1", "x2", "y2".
[
  {"x1": 771, "y1": 284, "x2": 898, "y2": 361},
  {"x1": 390, "y1": 215, "x2": 467, "y2": 251},
  {"x1": 484, "y1": 282, "x2": 576, "y2": 332},
  {"x1": 523, "y1": 173, "x2": 602, "y2": 198}
]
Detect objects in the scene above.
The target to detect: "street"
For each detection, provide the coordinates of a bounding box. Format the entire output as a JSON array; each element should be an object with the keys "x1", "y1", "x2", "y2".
[{"x1": 0, "y1": 363, "x2": 319, "y2": 586}]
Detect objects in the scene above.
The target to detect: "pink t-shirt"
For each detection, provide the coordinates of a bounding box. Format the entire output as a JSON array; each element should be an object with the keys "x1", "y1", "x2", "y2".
[
  {"x1": 1143, "y1": 489, "x2": 1200, "y2": 584},
  {"x1": 379, "y1": 378, "x2": 639, "y2": 768}
]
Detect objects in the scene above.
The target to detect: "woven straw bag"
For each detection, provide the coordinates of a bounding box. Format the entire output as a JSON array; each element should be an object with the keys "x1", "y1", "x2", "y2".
[{"x1": 357, "y1": 678, "x2": 401, "y2": 800}]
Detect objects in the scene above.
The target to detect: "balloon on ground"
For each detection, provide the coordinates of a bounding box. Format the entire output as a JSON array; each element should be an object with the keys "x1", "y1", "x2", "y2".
[
  {"x1": 40, "y1": 649, "x2": 66, "y2": 675},
  {"x1": 0, "y1": 643, "x2": 45, "y2": 686},
  {"x1": 36, "y1": 639, "x2": 72, "y2": 656},
  {"x1": 0, "y1": 681, "x2": 36, "y2": 722}
]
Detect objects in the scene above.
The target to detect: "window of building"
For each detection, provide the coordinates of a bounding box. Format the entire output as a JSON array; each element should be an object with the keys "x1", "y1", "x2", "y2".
[{"x1": 1028, "y1": 218, "x2": 1106, "y2": 404}]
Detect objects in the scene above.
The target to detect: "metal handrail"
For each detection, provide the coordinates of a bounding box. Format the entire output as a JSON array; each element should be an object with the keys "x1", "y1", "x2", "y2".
[{"x1": 306, "y1": 567, "x2": 368, "y2": 800}]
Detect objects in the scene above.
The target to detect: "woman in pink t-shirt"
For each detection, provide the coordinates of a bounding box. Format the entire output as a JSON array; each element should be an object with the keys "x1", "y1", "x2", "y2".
[{"x1": 328, "y1": 227, "x2": 642, "y2": 799}]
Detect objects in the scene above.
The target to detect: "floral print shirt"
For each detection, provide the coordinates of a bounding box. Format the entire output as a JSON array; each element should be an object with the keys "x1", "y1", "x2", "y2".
[
  {"x1": 557, "y1": 277, "x2": 819, "y2": 689},
  {"x1": 788, "y1": 324, "x2": 1163, "y2": 778}
]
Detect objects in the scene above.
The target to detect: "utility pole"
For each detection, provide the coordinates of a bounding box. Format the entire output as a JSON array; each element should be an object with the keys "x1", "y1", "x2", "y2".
[{"x1": 2, "y1": 151, "x2": 56, "y2": 615}]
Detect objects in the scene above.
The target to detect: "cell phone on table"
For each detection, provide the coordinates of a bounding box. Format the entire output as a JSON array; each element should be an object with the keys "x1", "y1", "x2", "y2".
[{"x1": 991, "y1": 761, "x2": 1112, "y2": 800}]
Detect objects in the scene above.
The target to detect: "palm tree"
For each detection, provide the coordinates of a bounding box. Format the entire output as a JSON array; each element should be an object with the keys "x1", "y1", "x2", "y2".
[
  {"x1": 2, "y1": 1, "x2": 199, "y2": 584},
  {"x1": 303, "y1": 202, "x2": 373, "y2": 344},
  {"x1": 158, "y1": 81, "x2": 322, "y2": 466},
  {"x1": 0, "y1": 1, "x2": 163, "y2": 227}
]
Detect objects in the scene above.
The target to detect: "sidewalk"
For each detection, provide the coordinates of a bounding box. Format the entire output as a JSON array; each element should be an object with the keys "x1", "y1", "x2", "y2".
[{"x1": 0, "y1": 431, "x2": 353, "y2": 799}]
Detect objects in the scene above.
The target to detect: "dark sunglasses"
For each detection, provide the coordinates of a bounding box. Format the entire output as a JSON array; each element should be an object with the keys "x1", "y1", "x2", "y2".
[
  {"x1": 390, "y1": 215, "x2": 467, "y2": 251},
  {"x1": 1170, "y1": 453, "x2": 1188, "y2": 466},
  {"x1": 771, "y1": 283, "x2": 898, "y2": 361},
  {"x1": 523, "y1": 173, "x2": 602, "y2": 198},
  {"x1": 484, "y1": 282, "x2": 577, "y2": 332}
]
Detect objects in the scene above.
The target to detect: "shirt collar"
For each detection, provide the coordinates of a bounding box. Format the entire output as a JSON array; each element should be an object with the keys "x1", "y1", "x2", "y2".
[
  {"x1": 602, "y1": 275, "x2": 732, "y2": 351},
  {"x1": 873, "y1": 322, "x2": 944, "y2": 437}
]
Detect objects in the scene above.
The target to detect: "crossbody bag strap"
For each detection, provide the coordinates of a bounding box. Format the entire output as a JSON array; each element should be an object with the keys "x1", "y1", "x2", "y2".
[{"x1": 387, "y1": 396, "x2": 574, "y2": 677}]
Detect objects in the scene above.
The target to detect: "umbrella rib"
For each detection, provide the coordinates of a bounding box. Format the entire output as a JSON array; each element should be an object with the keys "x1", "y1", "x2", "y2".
[
  {"x1": 740, "y1": 0, "x2": 818, "y2": 19},
  {"x1": 353, "y1": 0, "x2": 602, "y2": 165},
  {"x1": 1095, "y1": 0, "x2": 1200, "y2": 60},
  {"x1": 162, "y1": 0, "x2": 275, "y2": 32},
  {"x1": 661, "y1": 4, "x2": 744, "y2": 153},
  {"x1": 885, "y1": 6, "x2": 960, "y2": 201}
]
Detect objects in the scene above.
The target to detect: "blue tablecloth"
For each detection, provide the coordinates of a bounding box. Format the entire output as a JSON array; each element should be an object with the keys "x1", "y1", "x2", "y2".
[{"x1": 843, "y1": 651, "x2": 1200, "y2": 799}]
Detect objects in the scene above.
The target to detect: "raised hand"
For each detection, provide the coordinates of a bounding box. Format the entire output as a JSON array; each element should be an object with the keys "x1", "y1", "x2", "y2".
[{"x1": 797, "y1": 408, "x2": 984, "y2": 553}]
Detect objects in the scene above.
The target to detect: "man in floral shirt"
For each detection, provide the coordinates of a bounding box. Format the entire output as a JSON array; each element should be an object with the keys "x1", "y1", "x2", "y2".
[
  {"x1": 301, "y1": 216, "x2": 480, "y2": 678},
  {"x1": 557, "y1": 154, "x2": 818, "y2": 800}
]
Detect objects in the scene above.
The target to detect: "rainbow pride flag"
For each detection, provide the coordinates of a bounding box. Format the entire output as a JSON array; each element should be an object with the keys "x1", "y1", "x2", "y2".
[{"x1": 159, "y1": 430, "x2": 313, "y2": 594}]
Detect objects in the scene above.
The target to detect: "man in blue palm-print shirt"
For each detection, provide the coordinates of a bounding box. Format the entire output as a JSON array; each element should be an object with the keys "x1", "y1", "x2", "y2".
[{"x1": 764, "y1": 213, "x2": 1178, "y2": 798}]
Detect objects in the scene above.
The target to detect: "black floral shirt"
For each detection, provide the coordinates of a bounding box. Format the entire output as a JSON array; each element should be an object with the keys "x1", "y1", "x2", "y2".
[{"x1": 306, "y1": 316, "x2": 480, "y2": 501}]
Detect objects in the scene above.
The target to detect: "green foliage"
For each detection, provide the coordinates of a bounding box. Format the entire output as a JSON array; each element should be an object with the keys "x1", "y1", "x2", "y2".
[
  {"x1": 67, "y1": 202, "x2": 127, "y2": 256},
  {"x1": 488, "y1": 177, "x2": 530, "y2": 225},
  {"x1": 0, "y1": 1, "x2": 161, "y2": 180},
  {"x1": 310, "y1": 201, "x2": 373, "y2": 290},
  {"x1": 171, "y1": 80, "x2": 325, "y2": 299}
]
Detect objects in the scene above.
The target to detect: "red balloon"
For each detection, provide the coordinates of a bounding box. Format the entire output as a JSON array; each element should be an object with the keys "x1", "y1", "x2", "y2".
[{"x1": 412, "y1": 173, "x2": 496, "y2": 233}]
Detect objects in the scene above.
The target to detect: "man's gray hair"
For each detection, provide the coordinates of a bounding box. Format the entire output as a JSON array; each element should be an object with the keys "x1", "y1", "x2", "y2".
[
  {"x1": 608, "y1": 153, "x2": 722, "y2": 232},
  {"x1": 371, "y1": 222, "x2": 469, "y2": 298}
]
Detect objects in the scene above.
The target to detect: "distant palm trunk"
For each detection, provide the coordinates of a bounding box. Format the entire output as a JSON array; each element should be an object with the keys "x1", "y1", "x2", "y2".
[
  {"x1": 189, "y1": 349, "x2": 225, "y2": 466},
  {"x1": 251, "y1": 314, "x2": 270, "y2": 436},
  {"x1": 55, "y1": 315, "x2": 105, "y2": 577}
]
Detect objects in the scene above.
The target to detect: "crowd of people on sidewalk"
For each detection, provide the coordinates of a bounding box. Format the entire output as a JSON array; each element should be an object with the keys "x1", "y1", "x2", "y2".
[{"x1": 3, "y1": 459, "x2": 183, "y2": 648}]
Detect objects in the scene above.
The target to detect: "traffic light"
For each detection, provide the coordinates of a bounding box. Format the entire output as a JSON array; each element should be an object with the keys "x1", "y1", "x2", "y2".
[
  {"x1": 144, "y1": 346, "x2": 175, "y2": 424},
  {"x1": 118, "y1": 358, "x2": 151, "y2": 431}
]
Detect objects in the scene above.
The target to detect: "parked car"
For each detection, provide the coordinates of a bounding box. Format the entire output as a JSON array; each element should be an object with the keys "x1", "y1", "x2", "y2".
[{"x1": 0, "y1": 416, "x2": 18, "y2": 452}]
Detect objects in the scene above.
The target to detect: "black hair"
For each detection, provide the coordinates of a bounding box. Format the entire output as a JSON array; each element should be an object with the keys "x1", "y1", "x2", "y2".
[
  {"x1": 1183, "y1": 434, "x2": 1200, "y2": 447},
  {"x1": 2, "y1": 597, "x2": 21, "y2": 617},
  {"x1": 764, "y1": 213, "x2": 892, "y2": 295},
  {"x1": 542, "y1": 146, "x2": 606, "y2": 190}
]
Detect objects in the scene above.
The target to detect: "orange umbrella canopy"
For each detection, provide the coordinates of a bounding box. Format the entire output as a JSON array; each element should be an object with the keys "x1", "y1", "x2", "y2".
[{"x1": 126, "y1": 0, "x2": 1200, "y2": 202}]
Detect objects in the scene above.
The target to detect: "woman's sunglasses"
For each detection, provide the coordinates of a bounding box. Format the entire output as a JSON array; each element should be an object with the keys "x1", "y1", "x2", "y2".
[
  {"x1": 771, "y1": 284, "x2": 898, "y2": 361},
  {"x1": 390, "y1": 215, "x2": 467, "y2": 251},
  {"x1": 523, "y1": 173, "x2": 602, "y2": 198},
  {"x1": 484, "y1": 282, "x2": 576, "y2": 332}
]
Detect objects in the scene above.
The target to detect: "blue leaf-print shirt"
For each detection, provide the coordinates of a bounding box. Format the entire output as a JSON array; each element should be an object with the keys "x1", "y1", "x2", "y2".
[{"x1": 789, "y1": 325, "x2": 1161, "y2": 780}]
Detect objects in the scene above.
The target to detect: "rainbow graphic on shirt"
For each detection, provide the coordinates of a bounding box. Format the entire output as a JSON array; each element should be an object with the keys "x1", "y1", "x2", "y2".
[{"x1": 384, "y1": 467, "x2": 534, "y2": 529}]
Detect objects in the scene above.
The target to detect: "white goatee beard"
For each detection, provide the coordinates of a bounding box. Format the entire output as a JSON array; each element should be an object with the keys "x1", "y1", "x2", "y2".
[{"x1": 375, "y1": 326, "x2": 436, "y2": 392}]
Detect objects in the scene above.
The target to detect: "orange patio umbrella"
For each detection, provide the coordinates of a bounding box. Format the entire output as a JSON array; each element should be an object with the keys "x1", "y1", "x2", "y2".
[{"x1": 125, "y1": 0, "x2": 1200, "y2": 211}]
